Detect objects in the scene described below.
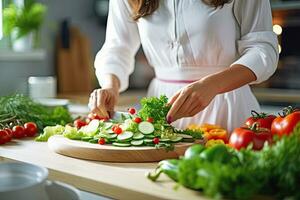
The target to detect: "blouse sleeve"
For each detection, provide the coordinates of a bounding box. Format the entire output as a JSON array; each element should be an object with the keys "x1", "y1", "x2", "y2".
[
  {"x1": 94, "y1": 0, "x2": 140, "y2": 92},
  {"x1": 232, "y1": 0, "x2": 279, "y2": 84}
]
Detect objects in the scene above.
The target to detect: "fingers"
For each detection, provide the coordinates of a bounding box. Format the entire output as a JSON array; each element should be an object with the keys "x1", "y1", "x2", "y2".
[
  {"x1": 167, "y1": 91, "x2": 180, "y2": 106},
  {"x1": 167, "y1": 90, "x2": 189, "y2": 123},
  {"x1": 95, "y1": 90, "x2": 109, "y2": 117},
  {"x1": 88, "y1": 89, "x2": 110, "y2": 118}
]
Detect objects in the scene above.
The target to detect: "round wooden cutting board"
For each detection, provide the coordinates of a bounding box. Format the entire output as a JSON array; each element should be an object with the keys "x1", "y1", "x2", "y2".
[{"x1": 48, "y1": 135, "x2": 198, "y2": 162}]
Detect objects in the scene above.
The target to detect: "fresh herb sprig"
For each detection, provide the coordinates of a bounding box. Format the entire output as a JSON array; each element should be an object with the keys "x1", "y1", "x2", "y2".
[{"x1": 138, "y1": 95, "x2": 171, "y2": 124}]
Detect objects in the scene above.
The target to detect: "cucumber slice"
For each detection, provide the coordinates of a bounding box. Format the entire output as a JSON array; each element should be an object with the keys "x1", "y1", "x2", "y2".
[
  {"x1": 108, "y1": 133, "x2": 117, "y2": 139},
  {"x1": 160, "y1": 138, "x2": 171, "y2": 142},
  {"x1": 112, "y1": 142, "x2": 131, "y2": 147},
  {"x1": 131, "y1": 140, "x2": 144, "y2": 146},
  {"x1": 171, "y1": 136, "x2": 183, "y2": 143},
  {"x1": 138, "y1": 122, "x2": 154, "y2": 135},
  {"x1": 81, "y1": 136, "x2": 93, "y2": 142},
  {"x1": 95, "y1": 133, "x2": 110, "y2": 139},
  {"x1": 145, "y1": 134, "x2": 155, "y2": 139},
  {"x1": 182, "y1": 138, "x2": 195, "y2": 143},
  {"x1": 88, "y1": 138, "x2": 98, "y2": 143},
  {"x1": 133, "y1": 132, "x2": 144, "y2": 140},
  {"x1": 107, "y1": 130, "x2": 115, "y2": 134},
  {"x1": 117, "y1": 131, "x2": 133, "y2": 141},
  {"x1": 79, "y1": 119, "x2": 100, "y2": 136},
  {"x1": 177, "y1": 134, "x2": 193, "y2": 139},
  {"x1": 143, "y1": 138, "x2": 153, "y2": 144},
  {"x1": 103, "y1": 122, "x2": 113, "y2": 130}
]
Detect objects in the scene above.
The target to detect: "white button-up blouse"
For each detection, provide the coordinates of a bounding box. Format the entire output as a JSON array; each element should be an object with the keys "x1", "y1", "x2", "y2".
[{"x1": 94, "y1": 0, "x2": 279, "y2": 131}]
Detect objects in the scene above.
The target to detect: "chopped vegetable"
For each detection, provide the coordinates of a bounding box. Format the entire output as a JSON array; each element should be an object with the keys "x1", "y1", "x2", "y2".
[
  {"x1": 98, "y1": 138, "x2": 105, "y2": 145},
  {"x1": 138, "y1": 95, "x2": 170, "y2": 123},
  {"x1": 35, "y1": 125, "x2": 65, "y2": 142},
  {"x1": 138, "y1": 121, "x2": 154, "y2": 135}
]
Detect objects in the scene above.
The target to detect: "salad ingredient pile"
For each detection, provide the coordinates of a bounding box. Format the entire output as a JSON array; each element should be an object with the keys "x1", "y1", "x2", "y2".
[{"x1": 36, "y1": 95, "x2": 203, "y2": 150}]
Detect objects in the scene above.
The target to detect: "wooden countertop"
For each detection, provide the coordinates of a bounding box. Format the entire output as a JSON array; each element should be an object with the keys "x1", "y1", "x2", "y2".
[{"x1": 0, "y1": 138, "x2": 207, "y2": 200}]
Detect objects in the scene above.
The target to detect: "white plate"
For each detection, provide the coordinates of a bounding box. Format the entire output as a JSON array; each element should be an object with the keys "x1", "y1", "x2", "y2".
[{"x1": 34, "y1": 98, "x2": 69, "y2": 107}]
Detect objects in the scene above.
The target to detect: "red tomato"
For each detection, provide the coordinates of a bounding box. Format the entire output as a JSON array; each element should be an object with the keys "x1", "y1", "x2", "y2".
[
  {"x1": 133, "y1": 117, "x2": 142, "y2": 123},
  {"x1": 85, "y1": 118, "x2": 91, "y2": 124},
  {"x1": 128, "y1": 108, "x2": 136, "y2": 115},
  {"x1": 74, "y1": 119, "x2": 87, "y2": 129},
  {"x1": 98, "y1": 138, "x2": 106, "y2": 145},
  {"x1": 271, "y1": 107, "x2": 300, "y2": 137},
  {"x1": 102, "y1": 117, "x2": 109, "y2": 122},
  {"x1": 245, "y1": 110, "x2": 276, "y2": 130},
  {"x1": 88, "y1": 113, "x2": 102, "y2": 120},
  {"x1": 229, "y1": 124, "x2": 272, "y2": 150},
  {"x1": 24, "y1": 122, "x2": 38, "y2": 137},
  {"x1": 0, "y1": 130, "x2": 9, "y2": 144},
  {"x1": 153, "y1": 137, "x2": 160, "y2": 144},
  {"x1": 12, "y1": 125, "x2": 25, "y2": 138},
  {"x1": 147, "y1": 117, "x2": 154, "y2": 123},
  {"x1": 112, "y1": 125, "x2": 118, "y2": 132},
  {"x1": 114, "y1": 127, "x2": 123, "y2": 135},
  {"x1": 4, "y1": 128, "x2": 13, "y2": 137}
]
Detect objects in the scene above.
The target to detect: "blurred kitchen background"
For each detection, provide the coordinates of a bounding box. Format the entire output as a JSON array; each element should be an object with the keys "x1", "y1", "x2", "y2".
[{"x1": 0, "y1": 0, "x2": 300, "y2": 112}]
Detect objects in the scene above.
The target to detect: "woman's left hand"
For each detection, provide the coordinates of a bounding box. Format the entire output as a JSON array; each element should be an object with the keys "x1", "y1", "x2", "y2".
[{"x1": 166, "y1": 78, "x2": 219, "y2": 123}]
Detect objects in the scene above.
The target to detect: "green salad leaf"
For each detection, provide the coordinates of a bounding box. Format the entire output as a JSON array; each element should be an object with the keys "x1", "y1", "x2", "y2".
[
  {"x1": 35, "y1": 125, "x2": 65, "y2": 142},
  {"x1": 138, "y1": 95, "x2": 170, "y2": 124}
]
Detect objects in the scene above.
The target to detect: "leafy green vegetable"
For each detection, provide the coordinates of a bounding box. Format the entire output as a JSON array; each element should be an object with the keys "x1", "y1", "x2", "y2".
[
  {"x1": 35, "y1": 125, "x2": 65, "y2": 142},
  {"x1": 63, "y1": 125, "x2": 86, "y2": 140},
  {"x1": 148, "y1": 123, "x2": 300, "y2": 199},
  {"x1": 138, "y1": 95, "x2": 170, "y2": 124},
  {"x1": 0, "y1": 94, "x2": 72, "y2": 131},
  {"x1": 175, "y1": 128, "x2": 203, "y2": 139}
]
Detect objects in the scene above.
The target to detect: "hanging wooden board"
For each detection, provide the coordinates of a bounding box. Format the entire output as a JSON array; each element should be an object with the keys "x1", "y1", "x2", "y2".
[{"x1": 48, "y1": 135, "x2": 199, "y2": 163}]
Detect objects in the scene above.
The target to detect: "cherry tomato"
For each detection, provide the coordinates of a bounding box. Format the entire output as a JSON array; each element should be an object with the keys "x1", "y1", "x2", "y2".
[
  {"x1": 153, "y1": 137, "x2": 160, "y2": 144},
  {"x1": 0, "y1": 130, "x2": 9, "y2": 144},
  {"x1": 147, "y1": 117, "x2": 154, "y2": 123},
  {"x1": 128, "y1": 108, "x2": 136, "y2": 115},
  {"x1": 229, "y1": 123, "x2": 272, "y2": 151},
  {"x1": 4, "y1": 128, "x2": 13, "y2": 137},
  {"x1": 271, "y1": 106, "x2": 300, "y2": 137},
  {"x1": 85, "y1": 118, "x2": 91, "y2": 124},
  {"x1": 12, "y1": 125, "x2": 25, "y2": 138},
  {"x1": 98, "y1": 138, "x2": 106, "y2": 145},
  {"x1": 24, "y1": 122, "x2": 38, "y2": 137},
  {"x1": 88, "y1": 113, "x2": 102, "y2": 120},
  {"x1": 245, "y1": 110, "x2": 276, "y2": 130},
  {"x1": 102, "y1": 117, "x2": 109, "y2": 122},
  {"x1": 74, "y1": 119, "x2": 87, "y2": 129},
  {"x1": 134, "y1": 117, "x2": 142, "y2": 123},
  {"x1": 112, "y1": 125, "x2": 118, "y2": 132},
  {"x1": 114, "y1": 127, "x2": 123, "y2": 135}
]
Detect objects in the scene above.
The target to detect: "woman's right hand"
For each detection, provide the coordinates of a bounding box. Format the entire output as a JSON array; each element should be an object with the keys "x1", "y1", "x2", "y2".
[
  {"x1": 88, "y1": 87, "x2": 119, "y2": 118},
  {"x1": 88, "y1": 74, "x2": 120, "y2": 118}
]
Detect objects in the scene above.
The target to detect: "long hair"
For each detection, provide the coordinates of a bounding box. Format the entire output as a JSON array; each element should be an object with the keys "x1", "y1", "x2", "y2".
[{"x1": 128, "y1": 0, "x2": 231, "y2": 21}]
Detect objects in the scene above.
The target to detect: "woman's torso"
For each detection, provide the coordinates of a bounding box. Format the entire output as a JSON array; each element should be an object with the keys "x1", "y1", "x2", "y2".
[{"x1": 136, "y1": 0, "x2": 239, "y2": 77}]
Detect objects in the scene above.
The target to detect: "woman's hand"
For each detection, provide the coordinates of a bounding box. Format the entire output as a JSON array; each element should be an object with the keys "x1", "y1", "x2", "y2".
[
  {"x1": 166, "y1": 78, "x2": 219, "y2": 123},
  {"x1": 88, "y1": 74, "x2": 120, "y2": 118},
  {"x1": 166, "y1": 65, "x2": 257, "y2": 123}
]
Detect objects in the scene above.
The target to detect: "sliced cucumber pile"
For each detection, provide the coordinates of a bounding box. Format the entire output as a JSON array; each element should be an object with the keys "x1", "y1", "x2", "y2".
[{"x1": 67, "y1": 113, "x2": 200, "y2": 148}]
